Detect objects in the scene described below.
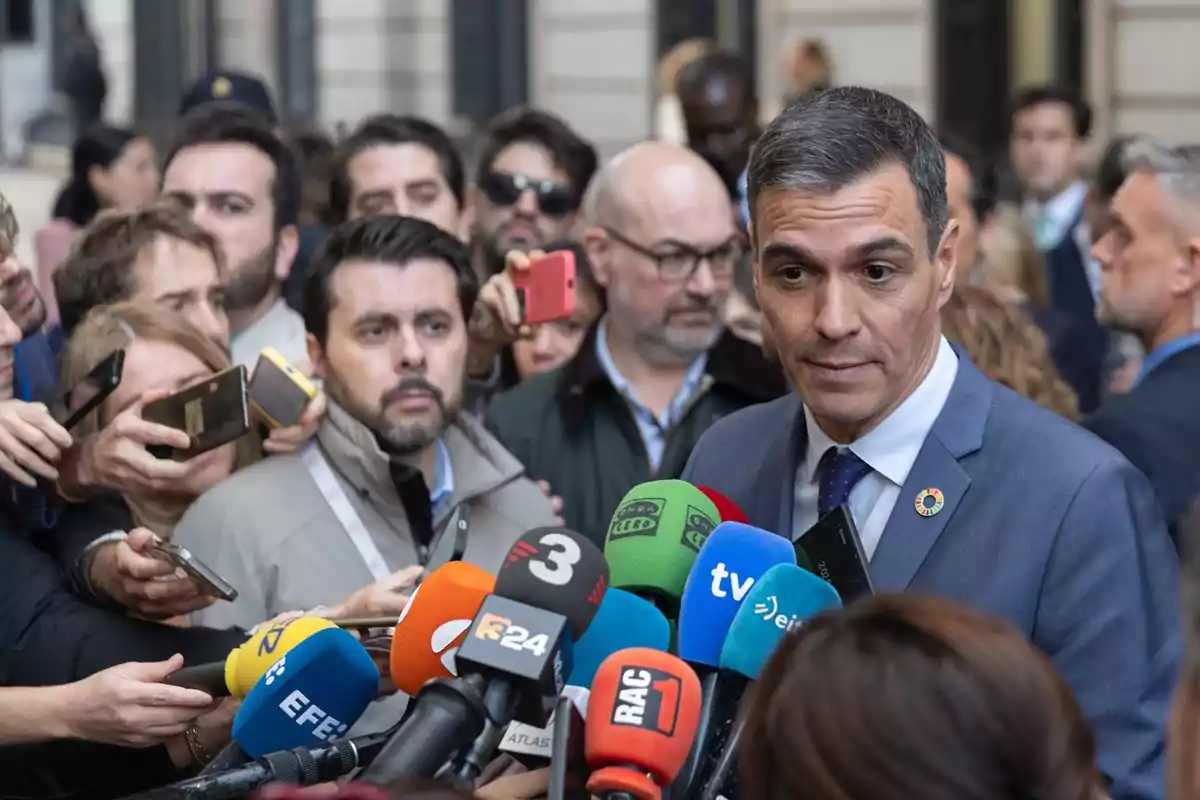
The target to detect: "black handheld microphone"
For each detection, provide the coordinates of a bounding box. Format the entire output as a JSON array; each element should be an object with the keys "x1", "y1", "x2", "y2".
[
  {"x1": 359, "y1": 527, "x2": 609, "y2": 783},
  {"x1": 116, "y1": 728, "x2": 395, "y2": 800}
]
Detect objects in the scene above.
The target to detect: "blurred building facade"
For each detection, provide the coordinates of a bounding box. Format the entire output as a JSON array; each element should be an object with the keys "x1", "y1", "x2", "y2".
[{"x1": 0, "y1": 0, "x2": 1198, "y2": 162}]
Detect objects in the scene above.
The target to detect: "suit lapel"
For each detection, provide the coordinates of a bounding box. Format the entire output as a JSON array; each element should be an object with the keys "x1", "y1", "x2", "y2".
[
  {"x1": 870, "y1": 356, "x2": 993, "y2": 591},
  {"x1": 752, "y1": 395, "x2": 804, "y2": 537}
]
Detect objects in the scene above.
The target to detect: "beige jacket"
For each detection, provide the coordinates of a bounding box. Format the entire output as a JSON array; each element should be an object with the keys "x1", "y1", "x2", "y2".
[{"x1": 177, "y1": 401, "x2": 556, "y2": 632}]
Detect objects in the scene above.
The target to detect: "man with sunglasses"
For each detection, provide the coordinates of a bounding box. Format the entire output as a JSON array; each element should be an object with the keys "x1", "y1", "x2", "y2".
[
  {"x1": 485, "y1": 141, "x2": 786, "y2": 544},
  {"x1": 470, "y1": 107, "x2": 598, "y2": 281}
]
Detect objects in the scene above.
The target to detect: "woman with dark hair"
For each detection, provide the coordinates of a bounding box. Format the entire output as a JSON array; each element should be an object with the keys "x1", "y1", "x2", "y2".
[
  {"x1": 35, "y1": 124, "x2": 158, "y2": 327},
  {"x1": 741, "y1": 594, "x2": 1102, "y2": 800}
]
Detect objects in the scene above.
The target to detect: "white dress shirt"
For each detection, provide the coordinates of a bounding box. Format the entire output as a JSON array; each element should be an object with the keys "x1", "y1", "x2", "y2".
[
  {"x1": 230, "y1": 298, "x2": 310, "y2": 373},
  {"x1": 792, "y1": 337, "x2": 959, "y2": 559}
]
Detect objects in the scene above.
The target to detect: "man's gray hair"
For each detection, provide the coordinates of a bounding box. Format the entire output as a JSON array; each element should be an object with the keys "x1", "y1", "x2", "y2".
[
  {"x1": 1120, "y1": 137, "x2": 1200, "y2": 207},
  {"x1": 748, "y1": 86, "x2": 948, "y2": 256}
]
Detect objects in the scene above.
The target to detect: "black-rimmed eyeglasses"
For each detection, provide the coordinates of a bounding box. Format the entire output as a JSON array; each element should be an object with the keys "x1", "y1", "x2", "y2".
[{"x1": 603, "y1": 227, "x2": 744, "y2": 282}]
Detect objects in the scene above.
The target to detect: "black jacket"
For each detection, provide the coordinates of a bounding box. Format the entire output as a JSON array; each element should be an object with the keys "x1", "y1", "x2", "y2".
[
  {"x1": 484, "y1": 326, "x2": 786, "y2": 544},
  {"x1": 0, "y1": 507, "x2": 248, "y2": 799},
  {"x1": 1083, "y1": 343, "x2": 1200, "y2": 545}
]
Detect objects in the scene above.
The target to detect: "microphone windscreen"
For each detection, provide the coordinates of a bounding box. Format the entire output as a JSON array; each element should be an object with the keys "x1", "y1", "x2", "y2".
[
  {"x1": 232, "y1": 627, "x2": 379, "y2": 757},
  {"x1": 226, "y1": 616, "x2": 337, "y2": 698},
  {"x1": 389, "y1": 561, "x2": 495, "y2": 696},
  {"x1": 568, "y1": 588, "x2": 671, "y2": 689},
  {"x1": 494, "y1": 527, "x2": 609, "y2": 638},
  {"x1": 585, "y1": 648, "x2": 701, "y2": 789},
  {"x1": 696, "y1": 486, "x2": 748, "y2": 524},
  {"x1": 604, "y1": 480, "x2": 720, "y2": 610},
  {"x1": 719, "y1": 563, "x2": 841, "y2": 679},
  {"x1": 676, "y1": 522, "x2": 796, "y2": 668}
]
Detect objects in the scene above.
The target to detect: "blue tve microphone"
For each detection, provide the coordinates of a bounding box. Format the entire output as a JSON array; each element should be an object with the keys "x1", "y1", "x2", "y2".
[
  {"x1": 674, "y1": 522, "x2": 796, "y2": 797},
  {"x1": 677, "y1": 522, "x2": 797, "y2": 668},
  {"x1": 568, "y1": 588, "x2": 672, "y2": 689},
  {"x1": 700, "y1": 564, "x2": 843, "y2": 800},
  {"x1": 232, "y1": 626, "x2": 380, "y2": 758}
]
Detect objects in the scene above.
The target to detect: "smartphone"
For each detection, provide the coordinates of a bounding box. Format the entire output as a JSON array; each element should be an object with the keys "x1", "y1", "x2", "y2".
[
  {"x1": 249, "y1": 347, "x2": 318, "y2": 428},
  {"x1": 142, "y1": 365, "x2": 251, "y2": 461},
  {"x1": 147, "y1": 541, "x2": 238, "y2": 602},
  {"x1": 53, "y1": 349, "x2": 124, "y2": 430},
  {"x1": 795, "y1": 504, "x2": 874, "y2": 603},
  {"x1": 513, "y1": 250, "x2": 576, "y2": 326}
]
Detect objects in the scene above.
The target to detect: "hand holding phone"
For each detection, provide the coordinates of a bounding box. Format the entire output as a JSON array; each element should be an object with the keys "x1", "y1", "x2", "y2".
[
  {"x1": 53, "y1": 349, "x2": 124, "y2": 431},
  {"x1": 142, "y1": 365, "x2": 251, "y2": 461},
  {"x1": 145, "y1": 540, "x2": 239, "y2": 602},
  {"x1": 249, "y1": 348, "x2": 318, "y2": 429},
  {"x1": 0, "y1": 399, "x2": 73, "y2": 487}
]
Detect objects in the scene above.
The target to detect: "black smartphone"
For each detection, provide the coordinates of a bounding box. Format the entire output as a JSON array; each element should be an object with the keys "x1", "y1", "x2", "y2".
[
  {"x1": 143, "y1": 365, "x2": 251, "y2": 461},
  {"x1": 53, "y1": 349, "x2": 124, "y2": 431},
  {"x1": 795, "y1": 503, "x2": 875, "y2": 603},
  {"x1": 146, "y1": 541, "x2": 238, "y2": 601}
]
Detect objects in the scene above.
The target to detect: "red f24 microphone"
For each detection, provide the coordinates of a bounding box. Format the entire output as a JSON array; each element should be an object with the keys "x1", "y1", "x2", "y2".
[{"x1": 585, "y1": 647, "x2": 702, "y2": 800}]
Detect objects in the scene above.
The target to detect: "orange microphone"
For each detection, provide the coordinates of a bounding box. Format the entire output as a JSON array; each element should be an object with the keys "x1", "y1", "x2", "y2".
[
  {"x1": 585, "y1": 647, "x2": 703, "y2": 800},
  {"x1": 388, "y1": 561, "x2": 495, "y2": 696}
]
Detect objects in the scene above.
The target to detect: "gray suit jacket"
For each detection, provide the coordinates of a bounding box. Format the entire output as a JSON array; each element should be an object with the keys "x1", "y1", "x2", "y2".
[{"x1": 682, "y1": 357, "x2": 1178, "y2": 800}]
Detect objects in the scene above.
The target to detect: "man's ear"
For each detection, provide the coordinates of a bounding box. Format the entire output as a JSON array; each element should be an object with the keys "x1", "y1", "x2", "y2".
[
  {"x1": 305, "y1": 332, "x2": 328, "y2": 381},
  {"x1": 1175, "y1": 235, "x2": 1200, "y2": 298},
  {"x1": 582, "y1": 227, "x2": 611, "y2": 288},
  {"x1": 275, "y1": 225, "x2": 300, "y2": 282},
  {"x1": 935, "y1": 219, "x2": 961, "y2": 309}
]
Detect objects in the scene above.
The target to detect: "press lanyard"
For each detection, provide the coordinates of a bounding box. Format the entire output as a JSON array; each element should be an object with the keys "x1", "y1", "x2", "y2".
[{"x1": 301, "y1": 443, "x2": 392, "y2": 581}]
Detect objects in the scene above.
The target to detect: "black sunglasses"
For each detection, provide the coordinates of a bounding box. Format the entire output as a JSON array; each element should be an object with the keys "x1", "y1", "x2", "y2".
[{"x1": 481, "y1": 171, "x2": 578, "y2": 218}]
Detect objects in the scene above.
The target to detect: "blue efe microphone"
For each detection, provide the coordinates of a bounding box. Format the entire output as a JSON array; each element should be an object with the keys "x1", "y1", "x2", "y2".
[
  {"x1": 568, "y1": 588, "x2": 672, "y2": 689},
  {"x1": 674, "y1": 522, "x2": 796, "y2": 797},
  {"x1": 232, "y1": 626, "x2": 379, "y2": 758},
  {"x1": 699, "y1": 564, "x2": 843, "y2": 800},
  {"x1": 677, "y1": 522, "x2": 797, "y2": 668}
]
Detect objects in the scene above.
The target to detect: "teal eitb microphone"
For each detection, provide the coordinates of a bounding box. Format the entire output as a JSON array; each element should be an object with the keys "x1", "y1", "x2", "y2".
[{"x1": 699, "y1": 564, "x2": 843, "y2": 800}]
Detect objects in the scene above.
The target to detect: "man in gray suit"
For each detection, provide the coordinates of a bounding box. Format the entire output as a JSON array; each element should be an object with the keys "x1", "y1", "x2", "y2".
[{"x1": 682, "y1": 87, "x2": 1178, "y2": 800}]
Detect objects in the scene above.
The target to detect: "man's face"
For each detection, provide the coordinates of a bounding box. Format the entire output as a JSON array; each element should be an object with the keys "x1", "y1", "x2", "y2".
[
  {"x1": 1010, "y1": 102, "x2": 1082, "y2": 200},
  {"x1": 683, "y1": 78, "x2": 757, "y2": 188},
  {"x1": 347, "y1": 143, "x2": 461, "y2": 235},
  {"x1": 0, "y1": 234, "x2": 47, "y2": 336},
  {"x1": 1092, "y1": 172, "x2": 1194, "y2": 334},
  {"x1": 162, "y1": 143, "x2": 281, "y2": 318},
  {"x1": 0, "y1": 302, "x2": 24, "y2": 400},
  {"x1": 132, "y1": 235, "x2": 230, "y2": 348},
  {"x1": 945, "y1": 152, "x2": 979, "y2": 272},
  {"x1": 474, "y1": 141, "x2": 579, "y2": 268},
  {"x1": 754, "y1": 164, "x2": 957, "y2": 442},
  {"x1": 590, "y1": 168, "x2": 741, "y2": 366},
  {"x1": 310, "y1": 259, "x2": 467, "y2": 454}
]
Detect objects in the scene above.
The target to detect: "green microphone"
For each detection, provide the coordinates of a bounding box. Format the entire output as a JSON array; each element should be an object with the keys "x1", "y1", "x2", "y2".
[{"x1": 603, "y1": 479, "x2": 721, "y2": 619}]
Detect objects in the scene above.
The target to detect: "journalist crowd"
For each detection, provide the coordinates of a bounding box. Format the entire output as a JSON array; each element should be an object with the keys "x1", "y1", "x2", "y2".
[{"x1": 4, "y1": 30, "x2": 1200, "y2": 800}]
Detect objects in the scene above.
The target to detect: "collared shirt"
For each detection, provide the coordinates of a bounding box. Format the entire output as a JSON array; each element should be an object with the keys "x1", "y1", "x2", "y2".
[
  {"x1": 1024, "y1": 180, "x2": 1101, "y2": 298},
  {"x1": 430, "y1": 439, "x2": 454, "y2": 512},
  {"x1": 595, "y1": 316, "x2": 708, "y2": 472},
  {"x1": 737, "y1": 167, "x2": 750, "y2": 230},
  {"x1": 1135, "y1": 331, "x2": 1200, "y2": 387},
  {"x1": 792, "y1": 337, "x2": 959, "y2": 559}
]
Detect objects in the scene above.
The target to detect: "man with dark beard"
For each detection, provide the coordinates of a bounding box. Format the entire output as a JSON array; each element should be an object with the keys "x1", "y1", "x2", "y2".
[
  {"x1": 172, "y1": 216, "x2": 556, "y2": 637},
  {"x1": 161, "y1": 104, "x2": 311, "y2": 372},
  {"x1": 486, "y1": 142, "x2": 786, "y2": 543},
  {"x1": 469, "y1": 107, "x2": 597, "y2": 281}
]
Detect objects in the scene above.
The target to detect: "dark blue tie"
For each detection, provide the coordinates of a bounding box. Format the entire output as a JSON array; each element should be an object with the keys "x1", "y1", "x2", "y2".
[{"x1": 818, "y1": 446, "x2": 872, "y2": 518}]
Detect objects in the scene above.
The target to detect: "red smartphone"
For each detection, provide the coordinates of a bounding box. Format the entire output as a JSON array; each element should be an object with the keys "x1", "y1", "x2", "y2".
[{"x1": 512, "y1": 250, "x2": 577, "y2": 326}]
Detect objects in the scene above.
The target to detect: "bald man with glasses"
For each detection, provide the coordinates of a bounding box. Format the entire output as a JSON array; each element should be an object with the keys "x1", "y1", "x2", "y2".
[{"x1": 485, "y1": 141, "x2": 786, "y2": 544}]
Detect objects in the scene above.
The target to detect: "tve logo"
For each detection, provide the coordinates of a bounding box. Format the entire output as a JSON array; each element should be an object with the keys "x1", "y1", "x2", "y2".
[
  {"x1": 709, "y1": 562, "x2": 755, "y2": 601},
  {"x1": 278, "y1": 689, "x2": 349, "y2": 742},
  {"x1": 753, "y1": 595, "x2": 803, "y2": 632},
  {"x1": 430, "y1": 619, "x2": 472, "y2": 675},
  {"x1": 610, "y1": 667, "x2": 681, "y2": 736}
]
